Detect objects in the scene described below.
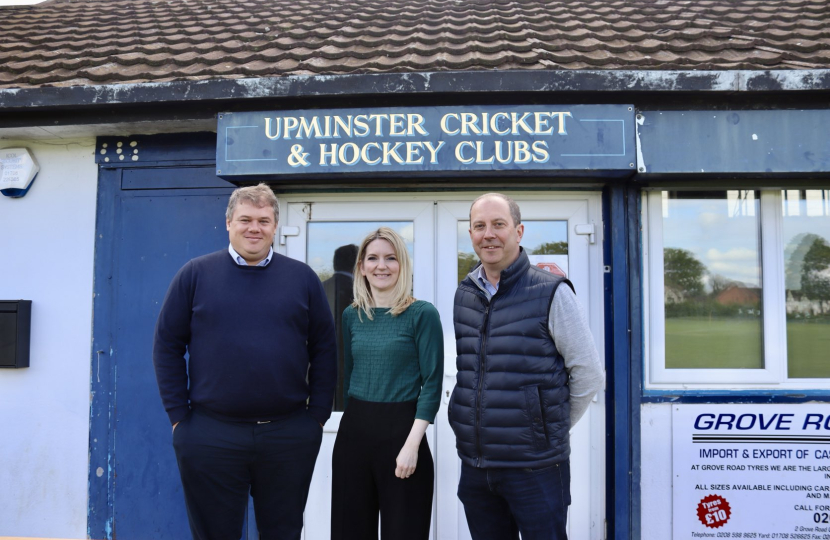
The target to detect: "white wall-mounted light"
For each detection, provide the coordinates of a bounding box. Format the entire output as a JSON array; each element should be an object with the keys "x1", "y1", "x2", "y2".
[{"x1": 1, "y1": 148, "x2": 40, "y2": 198}]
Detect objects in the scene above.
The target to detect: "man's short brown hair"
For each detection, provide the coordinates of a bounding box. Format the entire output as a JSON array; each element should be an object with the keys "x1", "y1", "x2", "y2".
[{"x1": 226, "y1": 183, "x2": 279, "y2": 223}]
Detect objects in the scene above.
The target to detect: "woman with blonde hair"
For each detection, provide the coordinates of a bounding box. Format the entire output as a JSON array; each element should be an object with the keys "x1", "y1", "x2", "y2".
[{"x1": 331, "y1": 227, "x2": 443, "y2": 540}]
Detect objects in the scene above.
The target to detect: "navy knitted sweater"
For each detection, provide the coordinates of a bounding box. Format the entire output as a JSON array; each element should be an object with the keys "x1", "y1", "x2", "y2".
[{"x1": 153, "y1": 250, "x2": 337, "y2": 426}]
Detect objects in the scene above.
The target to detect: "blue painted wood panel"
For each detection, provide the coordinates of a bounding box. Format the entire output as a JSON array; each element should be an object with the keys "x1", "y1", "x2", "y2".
[
  {"x1": 96, "y1": 133, "x2": 217, "y2": 164},
  {"x1": 638, "y1": 110, "x2": 830, "y2": 174},
  {"x1": 113, "y1": 191, "x2": 230, "y2": 537},
  {"x1": 89, "y1": 167, "x2": 236, "y2": 538},
  {"x1": 608, "y1": 185, "x2": 633, "y2": 540}
]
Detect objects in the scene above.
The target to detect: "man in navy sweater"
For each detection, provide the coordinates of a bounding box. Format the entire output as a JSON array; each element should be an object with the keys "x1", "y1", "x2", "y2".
[{"x1": 153, "y1": 183, "x2": 337, "y2": 540}]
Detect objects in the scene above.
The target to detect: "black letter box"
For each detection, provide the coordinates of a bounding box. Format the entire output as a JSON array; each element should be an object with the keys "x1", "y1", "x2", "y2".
[{"x1": 0, "y1": 300, "x2": 31, "y2": 368}]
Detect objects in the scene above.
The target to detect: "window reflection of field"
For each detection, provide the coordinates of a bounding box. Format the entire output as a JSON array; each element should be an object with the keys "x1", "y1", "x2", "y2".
[
  {"x1": 787, "y1": 319, "x2": 830, "y2": 378},
  {"x1": 665, "y1": 317, "x2": 762, "y2": 369},
  {"x1": 667, "y1": 318, "x2": 830, "y2": 373}
]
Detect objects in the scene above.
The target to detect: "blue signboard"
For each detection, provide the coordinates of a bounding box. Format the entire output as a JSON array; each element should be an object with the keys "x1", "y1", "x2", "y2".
[
  {"x1": 638, "y1": 110, "x2": 830, "y2": 174},
  {"x1": 216, "y1": 105, "x2": 635, "y2": 178}
]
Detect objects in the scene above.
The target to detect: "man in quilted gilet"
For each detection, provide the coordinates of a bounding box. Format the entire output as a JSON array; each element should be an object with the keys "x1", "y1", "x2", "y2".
[{"x1": 449, "y1": 193, "x2": 604, "y2": 540}]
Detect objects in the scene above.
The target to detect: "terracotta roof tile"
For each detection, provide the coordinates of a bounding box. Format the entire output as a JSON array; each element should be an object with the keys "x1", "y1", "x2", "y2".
[{"x1": 1, "y1": 0, "x2": 830, "y2": 89}]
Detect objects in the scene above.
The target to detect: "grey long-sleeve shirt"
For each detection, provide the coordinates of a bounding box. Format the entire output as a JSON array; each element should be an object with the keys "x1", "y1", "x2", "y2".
[{"x1": 472, "y1": 267, "x2": 605, "y2": 428}]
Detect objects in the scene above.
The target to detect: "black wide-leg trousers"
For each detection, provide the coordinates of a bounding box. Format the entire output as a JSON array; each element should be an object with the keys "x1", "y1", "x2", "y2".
[{"x1": 331, "y1": 398, "x2": 434, "y2": 540}]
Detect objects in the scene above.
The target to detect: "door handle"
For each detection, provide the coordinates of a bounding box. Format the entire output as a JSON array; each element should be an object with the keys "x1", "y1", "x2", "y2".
[
  {"x1": 279, "y1": 226, "x2": 300, "y2": 245},
  {"x1": 574, "y1": 223, "x2": 596, "y2": 244},
  {"x1": 442, "y1": 374, "x2": 456, "y2": 405}
]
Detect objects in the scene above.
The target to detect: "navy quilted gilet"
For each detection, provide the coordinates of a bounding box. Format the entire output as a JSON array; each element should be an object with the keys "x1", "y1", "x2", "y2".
[{"x1": 449, "y1": 249, "x2": 571, "y2": 469}]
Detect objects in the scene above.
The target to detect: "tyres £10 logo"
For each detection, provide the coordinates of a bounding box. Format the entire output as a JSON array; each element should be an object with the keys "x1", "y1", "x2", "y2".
[{"x1": 697, "y1": 494, "x2": 732, "y2": 529}]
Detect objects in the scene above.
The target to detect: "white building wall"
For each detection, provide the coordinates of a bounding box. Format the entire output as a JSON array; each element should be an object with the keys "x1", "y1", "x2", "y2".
[
  {"x1": 641, "y1": 403, "x2": 673, "y2": 539},
  {"x1": 0, "y1": 138, "x2": 97, "y2": 538}
]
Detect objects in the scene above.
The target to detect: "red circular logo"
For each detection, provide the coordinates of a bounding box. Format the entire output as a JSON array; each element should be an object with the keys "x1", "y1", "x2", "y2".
[{"x1": 697, "y1": 494, "x2": 732, "y2": 528}]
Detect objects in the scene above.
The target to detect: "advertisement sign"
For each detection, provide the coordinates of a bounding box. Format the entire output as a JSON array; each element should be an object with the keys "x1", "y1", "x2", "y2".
[
  {"x1": 216, "y1": 105, "x2": 634, "y2": 178},
  {"x1": 673, "y1": 404, "x2": 830, "y2": 540}
]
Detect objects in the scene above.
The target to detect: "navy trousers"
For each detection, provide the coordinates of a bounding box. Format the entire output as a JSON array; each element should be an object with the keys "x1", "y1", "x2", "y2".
[
  {"x1": 457, "y1": 460, "x2": 571, "y2": 540},
  {"x1": 173, "y1": 407, "x2": 323, "y2": 540}
]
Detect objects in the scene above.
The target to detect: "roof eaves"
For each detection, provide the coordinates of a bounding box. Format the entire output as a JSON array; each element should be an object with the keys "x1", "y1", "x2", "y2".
[{"x1": 1, "y1": 69, "x2": 829, "y2": 111}]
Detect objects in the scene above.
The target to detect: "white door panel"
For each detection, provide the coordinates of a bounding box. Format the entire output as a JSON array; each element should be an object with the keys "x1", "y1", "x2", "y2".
[
  {"x1": 285, "y1": 201, "x2": 437, "y2": 539},
  {"x1": 282, "y1": 194, "x2": 604, "y2": 540},
  {"x1": 435, "y1": 198, "x2": 604, "y2": 540}
]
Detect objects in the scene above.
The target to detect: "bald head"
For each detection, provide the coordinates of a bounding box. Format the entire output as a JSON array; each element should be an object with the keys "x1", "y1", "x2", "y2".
[{"x1": 470, "y1": 193, "x2": 521, "y2": 227}]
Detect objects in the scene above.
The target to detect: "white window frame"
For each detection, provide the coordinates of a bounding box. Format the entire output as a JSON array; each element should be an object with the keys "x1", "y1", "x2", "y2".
[{"x1": 644, "y1": 189, "x2": 829, "y2": 389}]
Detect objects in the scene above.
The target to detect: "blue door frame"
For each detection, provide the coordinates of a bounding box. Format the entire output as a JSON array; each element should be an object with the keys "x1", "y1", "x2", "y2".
[{"x1": 604, "y1": 185, "x2": 642, "y2": 540}]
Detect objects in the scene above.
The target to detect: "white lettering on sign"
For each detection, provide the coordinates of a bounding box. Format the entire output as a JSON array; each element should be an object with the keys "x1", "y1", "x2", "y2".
[
  {"x1": 260, "y1": 109, "x2": 572, "y2": 169},
  {"x1": 317, "y1": 141, "x2": 445, "y2": 167},
  {"x1": 454, "y1": 140, "x2": 549, "y2": 165},
  {"x1": 265, "y1": 113, "x2": 430, "y2": 140},
  {"x1": 439, "y1": 111, "x2": 571, "y2": 137}
]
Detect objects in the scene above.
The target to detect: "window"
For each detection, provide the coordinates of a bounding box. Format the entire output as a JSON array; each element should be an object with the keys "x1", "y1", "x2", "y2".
[
  {"x1": 782, "y1": 191, "x2": 830, "y2": 379},
  {"x1": 645, "y1": 189, "x2": 830, "y2": 387}
]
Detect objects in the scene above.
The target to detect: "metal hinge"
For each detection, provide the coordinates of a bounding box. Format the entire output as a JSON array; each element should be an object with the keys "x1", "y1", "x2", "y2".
[
  {"x1": 302, "y1": 202, "x2": 313, "y2": 220},
  {"x1": 575, "y1": 223, "x2": 596, "y2": 244},
  {"x1": 279, "y1": 226, "x2": 300, "y2": 245}
]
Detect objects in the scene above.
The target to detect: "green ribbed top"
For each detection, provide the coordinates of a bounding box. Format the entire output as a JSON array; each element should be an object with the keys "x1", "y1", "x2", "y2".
[{"x1": 342, "y1": 300, "x2": 444, "y2": 422}]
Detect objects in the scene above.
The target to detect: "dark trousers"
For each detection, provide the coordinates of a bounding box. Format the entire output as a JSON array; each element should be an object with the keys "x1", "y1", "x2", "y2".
[
  {"x1": 173, "y1": 407, "x2": 323, "y2": 540},
  {"x1": 458, "y1": 460, "x2": 571, "y2": 540},
  {"x1": 331, "y1": 398, "x2": 434, "y2": 540}
]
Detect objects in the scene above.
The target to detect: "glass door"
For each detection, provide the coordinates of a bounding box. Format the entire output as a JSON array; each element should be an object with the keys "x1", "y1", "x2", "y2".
[{"x1": 283, "y1": 195, "x2": 605, "y2": 540}]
